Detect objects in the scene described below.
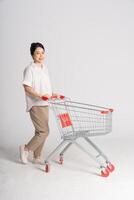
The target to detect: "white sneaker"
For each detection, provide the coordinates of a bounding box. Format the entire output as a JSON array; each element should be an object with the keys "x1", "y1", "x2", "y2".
[
  {"x1": 33, "y1": 157, "x2": 43, "y2": 165},
  {"x1": 19, "y1": 145, "x2": 29, "y2": 164}
]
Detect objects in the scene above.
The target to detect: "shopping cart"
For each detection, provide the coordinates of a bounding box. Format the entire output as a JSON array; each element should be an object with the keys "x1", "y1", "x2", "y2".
[{"x1": 42, "y1": 95, "x2": 115, "y2": 177}]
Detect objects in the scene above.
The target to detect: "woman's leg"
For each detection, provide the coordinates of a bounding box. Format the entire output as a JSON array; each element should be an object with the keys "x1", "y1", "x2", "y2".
[
  {"x1": 26, "y1": 106, "x2": 49, "y2": 158},
  {"x1": 33, "y1": 140, "x2": 45, "y2": 158}
]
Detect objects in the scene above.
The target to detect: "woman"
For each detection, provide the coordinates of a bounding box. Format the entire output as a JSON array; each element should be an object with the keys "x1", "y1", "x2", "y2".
[{"x1": 20, "y1": 42, "x2": 59, "y2": 164}]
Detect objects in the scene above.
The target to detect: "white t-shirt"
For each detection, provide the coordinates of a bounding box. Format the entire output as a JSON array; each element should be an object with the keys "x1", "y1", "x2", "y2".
[{"x1": 23, "y1": 62, "x2": 52, "y2": 111}]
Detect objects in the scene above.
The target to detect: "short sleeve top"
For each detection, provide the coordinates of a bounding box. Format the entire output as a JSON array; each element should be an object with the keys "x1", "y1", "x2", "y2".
[{"x1": 23, "y1": 62, "x2": 52, "y2": 111}]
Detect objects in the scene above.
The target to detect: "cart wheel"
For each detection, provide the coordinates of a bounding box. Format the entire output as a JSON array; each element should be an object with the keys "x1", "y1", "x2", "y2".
[
  {"x1": 59, "y1": 156, "x2": 63, "y2": 165},
  {"x1": 45, "y1": 163, "x2": 50, "y2": 173},
  {"x1": 107, "y1": 163, "x2": 115, "y2": 172},
  {"x1": 101, "y1": 168, "x2": 109, "y2": 177}
]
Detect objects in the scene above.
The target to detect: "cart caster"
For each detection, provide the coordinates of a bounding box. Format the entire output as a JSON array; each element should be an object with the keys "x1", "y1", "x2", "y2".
[
  {"x1": 107, "y1": 163, "x2": 115, "y2": 172},
  {"x1": 101, "y1": 168, "x2": 109, "y2": 177},
  {"x1": 45, "y1": 163, "x2": 50, "y2": 173},
  {"x1": 59, "y1": 156, "x2": 63, "y2": 165}
]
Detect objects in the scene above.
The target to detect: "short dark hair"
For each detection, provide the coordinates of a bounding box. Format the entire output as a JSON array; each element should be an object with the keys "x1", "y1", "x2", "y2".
[{"x1": 30, "y1": 42, "x2": 45, "y2": 56}]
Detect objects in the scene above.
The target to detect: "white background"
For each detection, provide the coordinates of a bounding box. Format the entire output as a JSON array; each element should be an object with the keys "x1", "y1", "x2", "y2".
[{"x1": 0, "y1": 0, "x2": 134, "y2": 200}]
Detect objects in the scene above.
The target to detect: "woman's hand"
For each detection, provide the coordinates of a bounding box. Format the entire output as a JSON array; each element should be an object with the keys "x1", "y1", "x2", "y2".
[
  {"x1": 52, "y1": 93, "x2": 61, "y2": 99},
  {"x1": 41, "y1": 93, "x2": 64, "y2": 101},
  {"x1": 41, "y1": 94, "x2": 51, "y2": 100}
]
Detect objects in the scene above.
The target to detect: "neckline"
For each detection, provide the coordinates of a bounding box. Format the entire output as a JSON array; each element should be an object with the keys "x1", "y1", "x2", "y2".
[{"x1": 32, "y1": 62, "x2": 45, "y2": 70}]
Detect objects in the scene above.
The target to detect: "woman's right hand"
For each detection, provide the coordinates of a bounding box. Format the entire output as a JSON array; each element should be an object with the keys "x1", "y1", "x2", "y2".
[
  {"x1": 42, "y1": 94, "x2": 51, "y2": 98},
  {"x1": 41, "y1": 94, "x2": 51, "y2": 100}
]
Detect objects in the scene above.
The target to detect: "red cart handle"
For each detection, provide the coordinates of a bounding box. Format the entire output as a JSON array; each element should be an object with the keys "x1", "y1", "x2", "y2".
[
  {"x1": 42, "y1": 95, "x2": 65, "y2": 101},
  {"x1": 101, "y1": 108, "x2": 114, "y2": 114},
  {"x1": 109, "y1": 108, "x2": 114, "y2": 112}
]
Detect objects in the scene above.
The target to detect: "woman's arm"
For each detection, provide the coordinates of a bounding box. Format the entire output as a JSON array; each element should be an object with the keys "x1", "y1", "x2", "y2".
[
  {"x1": 23, "y1": 85, "x2": 51, "y2": 99},
  {"x1": 23, "y1": 85, "x2": 42, "y2": 99}
]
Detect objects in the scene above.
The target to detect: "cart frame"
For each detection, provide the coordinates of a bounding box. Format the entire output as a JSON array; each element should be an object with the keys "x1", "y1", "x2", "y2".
[{"x1": 43, "y1": 97, "x2": 115, "y2": 177}]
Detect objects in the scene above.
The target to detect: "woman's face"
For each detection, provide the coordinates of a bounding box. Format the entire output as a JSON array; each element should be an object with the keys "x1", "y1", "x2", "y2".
[{"x1": 33, "y1": 47, "x2": 45, "y2": 64}]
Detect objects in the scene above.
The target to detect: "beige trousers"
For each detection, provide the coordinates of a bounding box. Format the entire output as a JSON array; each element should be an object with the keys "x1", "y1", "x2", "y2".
[{"x1": 26, "y1": 106, "x2": 49, "y2": 158}]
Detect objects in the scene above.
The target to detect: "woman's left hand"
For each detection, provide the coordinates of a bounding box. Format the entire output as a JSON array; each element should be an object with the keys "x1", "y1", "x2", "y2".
[{"x1": 52, "y1": 93, "x2": 61, "y2": 99}]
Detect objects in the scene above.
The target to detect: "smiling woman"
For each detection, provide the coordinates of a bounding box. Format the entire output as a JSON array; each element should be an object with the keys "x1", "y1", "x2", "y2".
[
  {"x1": 20, "y1": 42, "x2": 60, "y2": 164},
  {"x1": 30, "y1": 42, "x2": 45, "y2": 64}
]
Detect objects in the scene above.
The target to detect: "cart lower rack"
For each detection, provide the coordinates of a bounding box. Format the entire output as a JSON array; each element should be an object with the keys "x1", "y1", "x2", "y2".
[{"x1": 42, "y1": 96, "x2": 115, "y2": 177}]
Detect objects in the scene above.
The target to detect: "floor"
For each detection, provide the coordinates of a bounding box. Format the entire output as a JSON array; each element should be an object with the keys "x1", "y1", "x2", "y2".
[{"x1": 0, "y1": 135, "x2": 133, "y2": 200}]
